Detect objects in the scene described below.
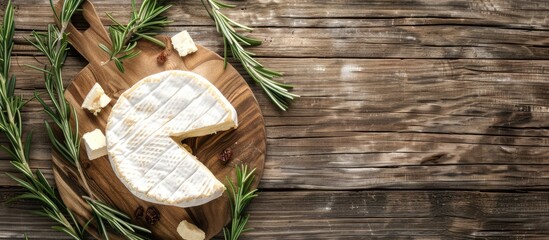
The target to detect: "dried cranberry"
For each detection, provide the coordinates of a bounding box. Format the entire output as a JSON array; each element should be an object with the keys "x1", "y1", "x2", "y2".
[
  {"x1": 157, "y1": 51, "x2": 168, "y2": 64},
  {"x1": 219, "y1": 147, "x2": 233, "y2": 163},
  {"x1": 145, "y1": 206, "x2": 161, "y2": 225},
  {"x1": 134, "y1": 206, "x2": 144, "y2": 220}
]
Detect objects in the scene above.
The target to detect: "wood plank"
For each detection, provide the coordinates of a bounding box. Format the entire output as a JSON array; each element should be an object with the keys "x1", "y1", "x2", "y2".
[
  {"x1": 11, "y1": 0, "x2": 549, "y2": 29},
  {"x1": 1, "y1": 188, "x2": 548, "y2": 239},
  {"x1": 245, "y1": 190, "x2": 549, "y2": 239},
  {"x1": 9, "y1": 1, "x2": 549, "y2": 59},
  {"x1": 2, "y1": 58, "x2": 548, "y2": 190},
  {"x1": 239, "y1": 58, "x2": 549, "y2": 189},
  {"x1": 12, "y1": 26, "x2": 549, "y2": 59}
]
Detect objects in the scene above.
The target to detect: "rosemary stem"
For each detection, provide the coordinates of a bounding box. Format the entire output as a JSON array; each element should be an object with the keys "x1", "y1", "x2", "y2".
[
  {"x1": 15, "y1": 136, "x2": 28, "y2": 168},
  {"x1": 123, "y1": 27, "x2": 136, "y2": 47},
  {"x1": 0, "y1": 88, "x2": 29, "y2": 172},
  {"x1": 56, "y1": 30, "x2": 64, "y2": 53},
  {"x1": 76, "y1": 158, "x2": 94, "y2": 198}
]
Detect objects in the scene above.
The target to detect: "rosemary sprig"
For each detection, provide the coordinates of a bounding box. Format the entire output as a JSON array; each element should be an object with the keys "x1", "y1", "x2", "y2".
[
  {"x1": 30, "y1": 25, "x2": 81, "y2": 168},
  {"x1": 223, "y1": 165, "x2": 258, "y2": 240},
  {"x1": 201, "y1": 0, "x2": 298, "y2": 111},
  {"x1": 28, "y1": 1, "x2": 151, "y2": 239},
  {"x1": 84, "y1": 197, "x2": 150, "y2": 240},
  {"x1": 0, "y1": 1, "x2": 87, "y2": 239},
  {"x1": 100, "y1": 0, "x2": 171, "y2": 72}
]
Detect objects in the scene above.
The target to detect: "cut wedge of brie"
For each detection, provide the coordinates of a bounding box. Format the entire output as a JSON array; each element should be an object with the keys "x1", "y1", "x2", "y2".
[{"x1": 106, "y1": 70, "x2": 237, "y2": 207}]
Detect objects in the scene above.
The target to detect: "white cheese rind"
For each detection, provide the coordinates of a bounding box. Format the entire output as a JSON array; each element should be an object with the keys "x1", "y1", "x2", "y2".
[
  {"x1": 106, "y1": 70, "x2": 237, "y2": 207},
  {"x1": 171, "y1": 31, "x2": 198, "y2": 57},
  {"x1": 81, "y1": 83, "x2": 111, "y2": 116},
  {"x1": 83, "y1": 129, "x2": 108, "y2": 160}
]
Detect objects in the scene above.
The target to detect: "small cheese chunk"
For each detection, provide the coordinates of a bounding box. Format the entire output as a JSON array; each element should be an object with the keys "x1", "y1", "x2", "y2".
[
  {"x1": 177, "y1": 220, "x2": 205, "y2": 240},
  {"x1": 81, "y1": 83, "x2": 111, "y2": 116},
  {"x1": 171, "y1": 31, "x2": 198, "y2": 57},
  {"x1": 83, "y1": 129, "x2": 108, "y2": 160}
]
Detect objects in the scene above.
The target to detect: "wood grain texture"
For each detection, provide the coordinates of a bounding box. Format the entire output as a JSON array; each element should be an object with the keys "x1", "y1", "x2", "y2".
[
  {"x1": 2, "y1": 188, "x2": 549, "y2": 239},
  {"x1": 1, "y1": 0, "x2": 548, "y2": 239},
  {"x1": 10, "y1": 0, "x2": 549, "y2": 29},
  {"x1": 12, "y1": 26, "x2": 549, "y2": 59},
  {"x1": 8, "y1": 0, "x2": 549, "y2": 59}
]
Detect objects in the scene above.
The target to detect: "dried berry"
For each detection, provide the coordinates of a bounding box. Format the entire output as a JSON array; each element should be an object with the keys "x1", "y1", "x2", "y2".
[
  {"x1": 219, "y1": 147, "x2": 233, "y2": 163},
  {"x1": 145, "y1": 206, "x2": 161, "y2": 225},
  {"x1": 134, "y1": 206, "x2": 144, "y2": 220},
  {"x1": 157, "y1": 51, "x2": 168, "y2": 64}
]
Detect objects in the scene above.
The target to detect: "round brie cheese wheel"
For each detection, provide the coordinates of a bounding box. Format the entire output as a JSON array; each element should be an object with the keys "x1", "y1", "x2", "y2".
[{"x1": 106, "y1": 70, "x2": 237, "y2": 207}]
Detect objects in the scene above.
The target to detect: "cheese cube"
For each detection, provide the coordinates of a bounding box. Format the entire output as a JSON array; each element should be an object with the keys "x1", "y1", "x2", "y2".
[
  {"x1": 177, "y1": 220, "x2": 205, "y2": 240},
  {"x1": 82, "y1": 129, "x2": 108, "y2": 160},
  {"x1": 81, "y1": 83, "x2": 111, "y2": 116},
  {"x1": 171, "y1": 31, "x2": 198, "y2": 57}
]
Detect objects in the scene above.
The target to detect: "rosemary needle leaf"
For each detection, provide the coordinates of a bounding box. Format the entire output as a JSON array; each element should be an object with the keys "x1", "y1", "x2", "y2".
[
  {"x1": 52, "y1": 226, "x2": 81, "y2": 240},
  {"x1": 0, "y1": 145, "x2": 17, "y2": 160},
  {"x1": 6, "y1": 75, "x2": 16, "y2": 96},
  {"x1": 23, "y1": 131, "x2": 33, "y2": 160},
  {"x1": 118, "y1": 50, "x2": 141, "y2": 61},
  {"x1": 98, "y1": 43, "x2": 113, "y2": 55},
  {"x1": 106, "y1": 13, "x2": 124, "y2": 27},
  {"x1": 114, "y1": 58, "x2": 125, "y2": 73},
  {"x1": 134, "y1": 32, "x2": 165, "y2": 47}
]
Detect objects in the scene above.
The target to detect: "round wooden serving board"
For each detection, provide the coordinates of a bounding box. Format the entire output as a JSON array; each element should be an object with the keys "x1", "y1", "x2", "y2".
[{"x1": 51, "y1": 1, "x2": 265, "y2": 239}]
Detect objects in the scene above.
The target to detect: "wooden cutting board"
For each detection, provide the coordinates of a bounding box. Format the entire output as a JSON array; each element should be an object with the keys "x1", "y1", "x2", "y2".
[{"x1": 51, "y1": 1, "x2": 265, "y2": 239}]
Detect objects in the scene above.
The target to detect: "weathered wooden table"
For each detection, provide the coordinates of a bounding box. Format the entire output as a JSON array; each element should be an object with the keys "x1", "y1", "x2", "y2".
[{"x1": 1, "y1": 0, "x2": 549, "y2": 239}]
